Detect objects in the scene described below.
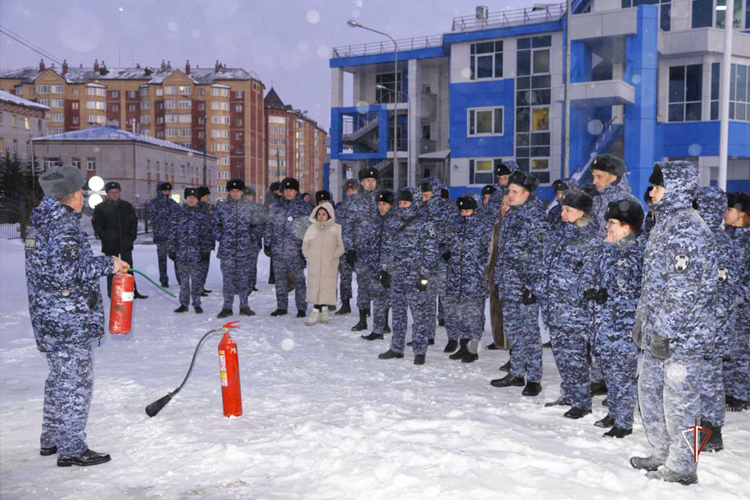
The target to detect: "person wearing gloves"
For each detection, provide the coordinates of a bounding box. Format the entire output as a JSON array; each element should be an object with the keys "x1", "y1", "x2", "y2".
[
  {"x1": 302, "y1": 202, "x2": 345, "y2": 326},
  {"x1": 630, "y1": 161, "x2": 718, "y2": 486},
  {"x1": 147, "y1": 181, "x2": 179, "y2": 288}
]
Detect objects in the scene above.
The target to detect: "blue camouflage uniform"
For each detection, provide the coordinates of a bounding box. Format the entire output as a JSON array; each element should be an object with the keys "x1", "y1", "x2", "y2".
[
  {"x1": 147, "y1": 190, "x2": 179, "y2": 285},
  {"x1": 246, "y1": 196, "x2": 267, "y2": 292},
  {"x1": 343, "y1": 186, "x2": 379, "y2": 311},
  {"x1": 382, "y1": 188, "x2": 440, "y2": 356},
  {"x1": 25, "y1": 196, "x2": 114, "y2": 459},
  {"x1": 367, "y1": 203, "x2": 401, "y2": 334},
  {"x1": 265, "y1": 194, "x2": 311, "y2": 311},
  {"x1": 493, "y1": 196, "x2": 550, "y2": 384},
  {"x1": 444, "y1": 197, "x2": 493, "y2": 343},
  {"x1": 538, "y1": 215, "x2": 600, "y2": 412},
  {"x1": 634, "y1": 161, "x2": 718, "y2": 478},
  {"x1": 214, "y1": 197, "x2": 264, "y2": 310},
  {"x1": 582, "y1": 233, "x2": 643, "y2": 430},
  {"x1": 593, "y1": 173, "x2": 640, "y2": 239},
  {"x1": 197, "y1": 200, "x2": 215, "y2": 289},
  {"x1": 169, "y1": 204, "x2": 215, "y2": 308},
  {"x1": 335, "y1": 197, "x2": 355, "y2": 304}
]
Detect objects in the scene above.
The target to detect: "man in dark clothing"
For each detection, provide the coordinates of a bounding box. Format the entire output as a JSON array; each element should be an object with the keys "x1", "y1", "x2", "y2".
[{"x1": 92, "y1": 182, "x2": 147, "y2": 299}]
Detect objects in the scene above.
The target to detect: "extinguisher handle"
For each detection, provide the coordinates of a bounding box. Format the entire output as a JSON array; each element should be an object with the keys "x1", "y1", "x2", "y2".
[{"x1": 223, "y1": 321, "x2": 240, "y2": 330}]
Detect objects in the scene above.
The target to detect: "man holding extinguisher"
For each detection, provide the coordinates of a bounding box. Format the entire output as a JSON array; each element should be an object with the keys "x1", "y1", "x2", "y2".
[{"x1": 25, "y1": 165, "x2": 129, "y2": 467}]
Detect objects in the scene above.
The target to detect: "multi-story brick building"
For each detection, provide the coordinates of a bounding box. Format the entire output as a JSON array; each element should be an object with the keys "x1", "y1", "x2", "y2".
[
  {"x1": 264, "y1": 88, "x2": 327, "y2": 196},
  {"x1": 0, "y1": 90, "x2": 49, "y2": 164},
  {"x1": 0, "y1": 59, "x2": 267, "y2": 199}
]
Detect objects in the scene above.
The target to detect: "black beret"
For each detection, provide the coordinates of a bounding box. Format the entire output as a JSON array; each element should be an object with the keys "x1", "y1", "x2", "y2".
[
  {"x1": 591, "y1": 154, "x2": 626, "y2": 178},
  {"x1": 105, "y1": 181, "x2": 121, "y2": 192},
  {"x1": 281, "y1": 177, "x2": 300, "y2": 192},
  {"x1": 269, "y1": 181, "x2": 281, "y2": 191},
  {"x1": 457, "y1": 195, "x2": 478, "y2": 211},
  {"x1": 495, "y1": 162, "x2": 511, "y2": 177},
  {"x1": 644, "y1": 186, "x2": 654, "y2": 204},
  {"x1": 227, "y1": 179, "x2": 245, "y2": 191},
  {"x1": 481, "y1": 185, "x2": 497, "y2": 196},
  {"x1": 552, "y1": 179, "x2": 569, "y2": 193},
  {"x1": 605, "y1": 199, "x2": 645, "y2": 230},
  {"x1": 39, "y1": 165, "x2": 85, "y2": 199},
  {"x1": 377, "y1": 190, "x2": 395, "y2": 205},
  {"x1": 508, "y1": 171, "x2": 540, "y2": 193},
  {"x1": 358, "y1": 167, "x2": 379, "y2": 181},
  {"x1": 440, "y1": 188, "x2": 449, "y2": 200},
  {"x1": 158, "y1": 182, "x2": 172, "y2": 191},
  {"x1": 649, "y1": 164, "x2": 664, "y2": 187},
  {"x1": 560, "y1": 189, "x2": 593, "y2": 213},
  {"x1": 185, "y1": 187, "x2": 199, "y2": 198},
  {"x1": 730, "y1": 191, "x2": 750, "y2": 214},
  {"x1": 315, "y1": 190, "x2": 332, "y2": 204},
  {"x1": 397, "y1": 189, "x2": 414, "y2": 203},
  {"x1": 344, "y1": 179, "x2": 360, "y2": 191},
  {"x1": 197, "y1": 186, "x2": 210, "y2": 198}
]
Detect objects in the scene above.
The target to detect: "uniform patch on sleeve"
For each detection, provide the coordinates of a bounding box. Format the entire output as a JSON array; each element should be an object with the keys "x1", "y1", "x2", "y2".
[
  {"x1": 718, "y1": 266, "x2": 728, "y2": 283},
  {"x1": 536, "y1": 231, "x2": 545, "y2": 244},
  {"x1": 24, "y1": 236, "x2": 36, "y2": 251},
  {"x1": 674, "y1": 254, "x2": 690, "y2": 273},
  {"x1": 64, "y1": 245, "x2": 80, "y2": 261}
]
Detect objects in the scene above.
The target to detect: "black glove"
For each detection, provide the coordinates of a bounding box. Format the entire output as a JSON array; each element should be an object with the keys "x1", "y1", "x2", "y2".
[
  {"x1": 264, "y1": 245, "x2": 271, "y2": 257},
  {"x1": 379, "y1": 270, "x2": 391, "y2": 289},
  {"x1": 632, "y1": 316, "x2": 643, "y2": 349},
  {"x1": 650, "y1": 334, "x2": 671, "y2": 360},
  {"x1": 595, "y1": 288, "x2": 608, "y2": 304},
  {"x1": 583, "y1": 289, "x2": 598, "y2": 301},
  {"x1": 521, "y1": 287, "x2": 536, "y2": 305},
  {"x1": 199, "y1": 253, "x2": 210, "y2": 263},
  {"x1": 416, "y1": 275, "x2": 429, "y2": 292},
  {"x1": 442, "y1": 251, "x2": 451, "y2": 262},
  {"x1": 168, "y1": 251, "x2": 176, "y2": 261},
  {"x1": 346, "y1": 250, "x2": 357, "y2": 267}
]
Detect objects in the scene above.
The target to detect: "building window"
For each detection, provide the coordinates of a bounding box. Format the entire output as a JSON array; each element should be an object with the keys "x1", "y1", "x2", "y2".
[
  {"x1": 516, "y1": 35, "x2": 552, "y2": 183},
  {"x1": 142, "y1": 129, "x2": 151, "y2": 137},
  {"x1": 235, "y1": 104, "x2": 243, "y2": 112},
  {"x1": 51, "y1": 99, "x2": 64, "y2": 108},
  {"x1": 236, "y1": 118, "x2": 243, "y2": 126},
  {"x1": 86, "y1": 87, "x2": 106, "y2": 97},
  {"x1": 44, "y1": 158, "x2": 61, "y2": 170},
  {"x1": 14, "y1": 85, "x2": 23, "y2": 95},
  {"x1": 468, "y1": 107, "x2": 504, "y2": 136},
  {"x1": 110, "y1": 103, "x2": 119, "y2": 112},
  {"x1": 234, "y1": 91, "x2": 243, "y2": 98},
  {"x1": 51, "y1": 85, "x2": 64, "y2": 94},
  {"x1": 141, "y1": 101, "x2": 151, "y2": 110},
  {"x1": 128, "y1": 104, "x2": 137, "y2": 112},
  {"x1": 179, "y1": 128, "x2": 191, "y2": 137},
  {"x1": 269, "y1": 116, "x2": 286, "y2": 124},
  {"x1": 37, "y1": 85, "x2": 51, "y2": 94},
  {"x1": 24, "y1": 117, "x2": 30, "y2": 130},
  {"x1": 197, "y1": 102, "x2": 205, "y2": 111},
  {"x1": 375, "y1": 72, "x2": 403, "y2": 104},
  {"x1": 235, "y1": 132, "x2": 243, "y2": 140},
  {"x1": 470, "y1": 40, "x2": 503, "y2": 80},
  {"x1": 87, "y1": 158, "x2": 96, "y2": 171},
  {"x1": 179, "y1": 85, "x2": 191, "y2": 95},
  {"x1": 179, "y1": 114, "x2": 191, "y2": 123},
  {"x1": 165, "y1": 100, "x2": 177, "y2": 109},
  {"x1": 179, "y1": 100, "x2": 192, "y2": 109},
  {"x1": 622, "y1": 0, "x2": 671, "y2": 30},
  {"x1": 72, "y1": 158, "x2": 81, "y2": 169},
  {"x1": 11, "y1": 114, "x2": 17, "y2": 127},
  {"x1": 72, "y1": 116, "x2": 79, "y2": 124},
  {"x1": 86, "y1": 101, "x2": 106, "y2": 110},
  {"x1": 72, "y1": 102, "x2": 79, "y2": 110},
  {"x1": 211, "y1": 87, "x2": 229, "y2": 97},
  {"x1": 166, "y1": 114, "x2": 177, "y2": 123},
  {"x1": 52, "y1": 113, "x2": 64, "y2": 122},
  {"x1": 165, "y1": 86, "x2": 176, "y2": 95},
  {"x1": 180, "y1": 165, "x2": 186, "y2": 177},
  {"x1": 140, "y1": 115, "x2": 151, "y2": 125},
  {"x1": 38, "y1": 99, "x2": 50, "y2": 106},
  {"x1": 198, "y1": 89, "x2": 205, "y2": 97},
  {"x1": 211, "y1": 101, "x2": 229, "y2": 111},
  {"x1": 112, "y1": 90, "x2": 120, "y2": 98},
  {"x1": 166, "y1": 128, "x2": 177, "y2": 137},
  {"x1": 712, "y1": 62, "x2": 750, "y2": 121},
  {"x1": 668, "y1": 64, "x2": 702, "y2": 122}
]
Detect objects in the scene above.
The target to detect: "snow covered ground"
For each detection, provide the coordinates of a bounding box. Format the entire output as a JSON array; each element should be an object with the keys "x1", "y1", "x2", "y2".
[{"x1": 1, "y1": 237, "x2": 749, "y2": 500}]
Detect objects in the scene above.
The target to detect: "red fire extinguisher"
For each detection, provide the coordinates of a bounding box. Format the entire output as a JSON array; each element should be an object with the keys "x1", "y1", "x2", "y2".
[
  {"x1": 218, "y1": 329, "x2": 242, "y2": 417},
  {"x1": 110, "y1": 272, "x2": 135, "y2": 334}
]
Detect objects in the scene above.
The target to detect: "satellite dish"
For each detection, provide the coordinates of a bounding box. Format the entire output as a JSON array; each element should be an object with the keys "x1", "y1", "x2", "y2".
[
  {"x1": 88, "y1": 193, "x2": 103, "y2": 209},
  {"x1": 89, "y1": 176, "x2": 105, "y2": 192}
]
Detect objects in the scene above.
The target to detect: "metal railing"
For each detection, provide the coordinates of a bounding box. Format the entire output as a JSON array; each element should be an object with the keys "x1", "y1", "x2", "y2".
[
  {"x1": 0, "y1": 223, "x2": 21, "y2": 240},
  {"x1": 451, "y1": 4, "x2": 566, "y2": 32},
  {"x1": 332, "y1": 35, "x2": 444, "y2": 58}
]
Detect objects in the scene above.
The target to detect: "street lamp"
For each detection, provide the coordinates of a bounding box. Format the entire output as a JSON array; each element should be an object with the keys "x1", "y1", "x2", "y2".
[{"x1": 347, "y1": 20, "x2": 409, "y2": 187}]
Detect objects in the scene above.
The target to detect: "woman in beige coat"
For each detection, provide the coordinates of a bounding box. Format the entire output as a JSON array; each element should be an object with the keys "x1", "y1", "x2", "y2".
[{"x1": 302, "y1": 202, "x2": 345, "y2": 325}]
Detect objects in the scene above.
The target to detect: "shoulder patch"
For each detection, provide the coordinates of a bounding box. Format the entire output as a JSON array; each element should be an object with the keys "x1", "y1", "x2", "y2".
[
  {"x1": 24, "y1": 236, "x2": 36, "y2": 251},
  {"x1": 674, "y1": 254, "x2": 689, "y2": 273},
  {"x1": 718, "y1": 266, "x2": 728, "y2": 283},
  {"x1": 64, "y1": 245, "x2": 80, "y2": 261},
  {"x1": 536, "y1": 231, "x2": 545, "y2": 244}
]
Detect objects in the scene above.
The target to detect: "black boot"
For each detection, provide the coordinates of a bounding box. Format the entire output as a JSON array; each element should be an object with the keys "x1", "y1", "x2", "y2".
[
  {"x1": 490, "y1": 374, "x2": 524, "y2": 388},
  {"x1": 361, "y1": 332, "x2": 384, "y2": 341},
  {"x1": 351, "y1": 309, "x2": 368, "y2": 331},
  {"x1": 522, "y1": 381, "x2": 542, "y2": 396},
  {"x1": 365, "y1": 308, "x2": 371, "y2": 317},
  {"x1": 40, "y1": 446, "x2": 57, "y2": 456},
  {"x1": 297, "y1": 310, "x2": 306, "y2": 318},
  {"x1": 449, "y1": 339, "x2": 469, "y2": 360},
  {"x1": 438, "y1": 318, "x2": 445, "y2": 327},
  {"x1": 194, "y1": 306, "x2": 203, "y2": 314},
  {"x1": 595, "y1": 414, "x2": 615, "y2": 428},
  {"x1": 701, "y1": 420, "x2": 723, "y2": 452},
  {"x1": 270, "y1": 308, "x2": 288, "y2": 316},
  {"x1": 414, "y1": 354, "x2": 425, "y2": 365},
  {"x1": 443, "y1": 339, "x2": 458, "y2": 353},
  {"x1": 239, "y1": 307, "x2": 256, "y2": 316},
  {"x1": 378, "y1": 350, "x2": 403, "y2": 360},
  {"x1": 217, "y1": 308, "x2": 233, "y2": 318},
  {"x1": 563, "y1": 407, "x2": 592, "y2": 419},
  {"x1": 461, "y1": 341, "x2": 479, "y2": 363},
  {"x1": 590, "y1": 381, "x2": 607, "y2": 396},
  {"x1": 383, "y1": 308, "x2": 391, "y2": 333},
  {"x1": 335, "y1": 300, "x2": 351, "y2": 316},
  {"x1": 57, "y1": 449, "x2": 111, "y2": 467},
  {"x1": 174, "y1": 305, "x2": 188, "y2": 313},
  {"x1": 603, "y1": 426, "x2": 633, "y2": 438}
]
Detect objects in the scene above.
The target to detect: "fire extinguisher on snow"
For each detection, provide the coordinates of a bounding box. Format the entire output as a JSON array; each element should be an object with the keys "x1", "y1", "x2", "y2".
[
  {"x1": 109, "y1": 272, "x2": 135, "y2": 334},
  {"x1": 218, "y1": 330, "x2": 243, "y2": 417}
]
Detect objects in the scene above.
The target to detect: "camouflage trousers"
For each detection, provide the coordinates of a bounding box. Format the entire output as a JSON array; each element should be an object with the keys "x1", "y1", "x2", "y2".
[
  {"x1": 391, "y1": 278, "x2": 432, "y2": 356},
  {"x1": 41, "y1": 345, "x2": 94, "y2": 459},
  {"x1": 369, "y1": 266, "x2": 390, "y2": 335},
  {"x1": 426, "y1": 265, "x2": 447, "y2": 341},
  {"x1": 353, "y1": 259, "x2": 371, "y2": 311},
  {"x1": 444, "y1": 296, "x2": 485, "y2": 342},
  {"x1": 246, "y1": 248, "x2": 260, "y2": 293},
  {"x1": 639, "y1": 349, "x2": 703, "y2": 475},
  {"x1": 220, "y1": 257, "x2": 252, "y2": 310},
  {"x1": 178, "y1": 260, "x2": 204, "y2": 308},
  {"x1": 701, "y1": 356, "x2": 725, "y2": 426},
  {"x1": 724, "y1": 331, "x2": 750, "y2": 402},
  {"x1": 199, "y1": 256, "x2": 210, "y2": 290},
  {"x1": 273, "y1": 254, "x2": 307, "y2": 312},
  {"x1": 156, "y1": 243, "x2": 179, "y2": 286},
  {"x1": 503, "y1": 300, "x2": 543, "y2": 383},
  {"x1": 549, "y1": 327, "x2": 591, "y2": 411},
  {"x1": 599, "y1": 340, "x2": 639, "y2": 428},
  {"x1": 338, "y1": 257, "x2": 353, "y2": 302}
]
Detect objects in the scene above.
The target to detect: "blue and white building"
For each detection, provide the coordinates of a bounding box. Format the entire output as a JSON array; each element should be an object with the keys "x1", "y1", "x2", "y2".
[{"x1": 329, "y1": 1, "x2": 750, "y2": 202}]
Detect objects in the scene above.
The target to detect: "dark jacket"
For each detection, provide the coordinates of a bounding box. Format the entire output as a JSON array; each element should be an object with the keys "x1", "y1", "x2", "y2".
[{"x1": 92, "y1": 198, "x2": 138, "y2": 255}]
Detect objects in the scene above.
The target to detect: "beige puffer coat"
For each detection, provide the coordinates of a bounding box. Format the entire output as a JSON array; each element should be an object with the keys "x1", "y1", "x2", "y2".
[{"x1": 302, "y1": 202, "x2": 345, "y2": 305}]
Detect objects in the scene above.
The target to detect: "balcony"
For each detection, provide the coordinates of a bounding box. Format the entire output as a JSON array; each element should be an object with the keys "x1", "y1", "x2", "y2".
[
  {"x1": 450, "y1": 4, "x2": 566, "y2": 32},
  {"x1": 554, "y1": 80, "x2": 635, "y2": 107}
]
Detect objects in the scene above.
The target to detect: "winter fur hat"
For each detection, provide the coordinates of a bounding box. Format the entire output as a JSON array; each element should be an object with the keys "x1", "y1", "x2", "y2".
[
  {"x1": 315, "y1": 190, "x2": 332, "y2": 204},
  {"x1": 605, "y1": 199, "x2": 645, "y2": 230},
  {"x1": 269, "y1": 181, "x2": 281, "y2": 192},
  {"x1": 508, "y1": 170, "x2": 540, "y2": 193},
  {"x1": 105, "y1": 181, "x2": 121, "y2": 192},
  {"x1": 344, "y1": 179, "x2": 360, "y2": 191},
  {"x1": 481, "y1": 185, "x2": 497, "y2": 196},
  {"x1": 457, "y1": 195, "x2": 478, "y2": 211},
  {"x1": 185, "y1": 187, "x2": 199, "y2": 199},
  {"x1": 158, "y1": 182, "x2": 173, "y2": 191},
  {"x1": 440, "y1": 188, "x2": 449, "y2": 200},
  {"x1": 730, "y1": 191, "x2": 750, "y2": 215},
  {"x1": 39, "y1": 165, "x2": 85, "y2": 199},
  {"x1": 227, "y1": 179, "x2": 245, "y2": 191},
  {"x1": 243, "y1": 187, "x2": 256, "y2": 197},
  {"x1": 552, "y1": 179, "x2": 569, "y2": 193},
  {"x1": 197, "y1": 186, "x2": 210, "y2": 198},
  {"x1": 377, "y1": 190, "x2": 395, "y2": 205},
  {"x1": 591, "y1": 154, "x2": 626, "y2": 179},
  {"x1": 281, "y1": 177, "x2": 300, "y2": 192},
  {"x1": 648, "y1": 164, "x2": 664, "y2": 187},
  {"x1": 358, "y1": 167, "x2": 379, "y2": 181},
  {"x1": 560, "y1": 189, "x2": 593, "y2": 213},
  {"x1": 580, "y1": 183, "x2": 598, "y2": 199},
  {"x1": 495, "y1": 162, "x2": 512, "y2": 177},
  {"x1": 397, "y1": 189, "x2": 414, "y2": 203}
]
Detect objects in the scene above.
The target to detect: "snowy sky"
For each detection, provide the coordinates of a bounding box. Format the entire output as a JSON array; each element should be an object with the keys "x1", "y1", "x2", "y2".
[{"x1": 0, "y1": 0, "x2": 531, "y2": 130}]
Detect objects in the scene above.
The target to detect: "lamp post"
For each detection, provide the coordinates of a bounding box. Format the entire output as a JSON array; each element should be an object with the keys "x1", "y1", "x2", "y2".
[{"x1": 347, "y1": 20, "x2": 408, "y2": 187}]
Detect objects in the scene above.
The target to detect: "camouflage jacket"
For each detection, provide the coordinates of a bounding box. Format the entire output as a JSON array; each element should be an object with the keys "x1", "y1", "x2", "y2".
[{"x1": 147, "y1": 192, "x2": 178, "y2": 244}]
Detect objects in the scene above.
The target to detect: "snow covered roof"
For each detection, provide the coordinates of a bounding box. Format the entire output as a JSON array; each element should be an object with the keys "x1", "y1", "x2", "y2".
[
  {"x1": 0, "y1": 89, "x2": 50, "y2": 111},
  {"x1": 32, "y1": 126, "x2": 217, "y2": 158}
]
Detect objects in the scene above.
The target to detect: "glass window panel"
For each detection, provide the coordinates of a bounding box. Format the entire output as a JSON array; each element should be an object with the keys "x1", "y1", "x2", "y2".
[
  {"x1": 469, "y1": 110, "x2": 475, "y2": 135},
  {"x1": 730, "y1": 102, "x2": 735, "y2": 119},
  {"x1": 711, "y1": 62, "x2": 720, "y2": 100},
  {"x1": 737, "y1": 103, "x2": 746, "y2": 120},
  {"x1": 476, "y1": 160, "x2": 493, "y2": 171},
  {"x1": 476, "y1": 172, "x2": 494, "y2": 184},
  {"x1": 532, "y1": 89, "x2": 551, "y2": 105},
  {"x1": 661, "y1": 4, "x2": 671, "y2": 30},
  {"x1": 533, "y1": 50, "x2": 551, "y2": 74},
  {"x1": 685, "y1": 64, "x2": 703, "y2": 102},
  {"x1": 518, "y1": 38, "x2": 531, "y2": 50},
  {"x1": 737, "y1": 65, "x2": 747, "y2": 102},
  {"x1": 669, "y1": 66, "x2": 685, "y2": 103},
  {"x1": 532, "y1": 108, "x2": 549, "y2": 131},
  {"x1": 532, "y1": 75, "x2": 551, "y2": 89},
  {"x1": 531, "y1": 147, "x2": 550, "y2": 157},
  {"x1": 517, "y1": 133, "x2": 530, "y2": 146},
  {"x1": 517, "y1": 51, "x2": 531, "y2": 76},
  {"x1": 633, "y1": 0, "x2": 658, "y2": 5},
  {"x1": 516, "y1": 147, "x2": 530, "y2": 157},
  {"x1": 517, "y1": 91, "x2": 531, "y2": 106},
  {"x1": 711, "y1": 101, "x2": 719, "y2": 120},
  {"x1": 516, "y1": 108, "x2": 530, "y2": 132},
  {"x1": 517, "y1": 77, "x2": 531, "y2": 90},
  {"x1": 477, "y1": 55, "x2": 494, "y2": 78},
  {"x1": 532, "y1": 36, "x2": 551, "y2": 48},
  {"x1": 668, "y1": 103, "x2": 684, "y2": 121},
  {"x1": 730, "y1": 64, "x2": 736, "y2": 101},
  {"x1": 494, "y1": 108, "x2": 503, "y2": 134},
  {"x1": 494, "y1": 53, "x2": 503, "y2": 78},
  {"x1": 534, "y1": 171, "x2": 551, "y2": 184},
  {"x1": 692, "y1": 0, "x2": 713, "y2": 28},
  {"x1": 476, "y1": 110, "x2": 493, "y2": 133},
  {"x1": 470, "y1": 57, "x2": 475, "y2": 80},
  {"x1": 516, "y1": 158, "x2": 530, "y2": 173},
  {"x1": 622, "y1": 0, "x2": 632, "y2": 6},
  {"x1": 531, "y1": 132, "x2": 550, "y2": 145},
  {"x1": 531, "y1": 158, "x2": 549, "y2": 170},
  {"x1": 476, "y1": 42, "x2": 494, "y2": 54},
  {"x1": 470, "y1": 45, "x2": 476, "y2": 55},
  {"x1": 495, "y1": 41, "x2": 503, "y2": 52}
]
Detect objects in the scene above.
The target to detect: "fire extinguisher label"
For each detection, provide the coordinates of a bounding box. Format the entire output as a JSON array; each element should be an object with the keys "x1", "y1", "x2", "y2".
[
  {"x1": 218, "y1": 352, "x2": 228, "y2": 386},
  {"x1": 121, "y1": 291, "x2": 135, "y2": 302},
  {"x1": 220, "y1": 372, "x2": 228, "y2": 386}
]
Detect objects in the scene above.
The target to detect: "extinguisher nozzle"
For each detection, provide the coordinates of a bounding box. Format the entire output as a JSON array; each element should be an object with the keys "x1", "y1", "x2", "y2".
[{"x1": 145, "y1": 391, "x2": 177, "y2": 417}]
